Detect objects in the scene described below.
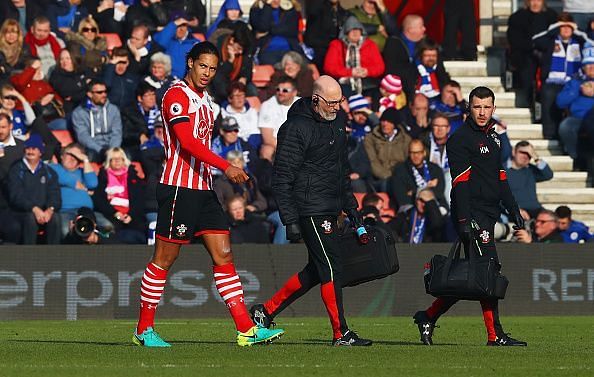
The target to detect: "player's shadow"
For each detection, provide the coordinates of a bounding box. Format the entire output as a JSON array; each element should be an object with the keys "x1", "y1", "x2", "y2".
[{"x1": 305, "y1": 339, "x2": 454, "y2": 346}]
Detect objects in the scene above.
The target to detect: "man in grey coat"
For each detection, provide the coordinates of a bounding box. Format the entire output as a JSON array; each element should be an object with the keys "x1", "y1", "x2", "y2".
[{"x1": 72, "y1": 80, "x2": 123, "y2": 162}]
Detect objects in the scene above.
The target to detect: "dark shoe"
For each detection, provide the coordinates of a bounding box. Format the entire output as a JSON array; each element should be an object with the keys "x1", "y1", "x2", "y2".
[
  {"x1": 333, "y1": 330, "x2": 372, "y2": 346},
  {"x1": 487, "y1": 334, "x2": 527, "y2": 346},
  {"x1": 413, "y1": 310, "x2": 436, "y2": 345},
  {"x1": 249, "y1": 303, "x2": 274, "y2": 329}
]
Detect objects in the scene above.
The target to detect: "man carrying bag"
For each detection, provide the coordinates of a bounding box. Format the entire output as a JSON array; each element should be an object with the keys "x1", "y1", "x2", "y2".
[{"x1": 413, "y1": 86, "x2": 527, "y2": 347}]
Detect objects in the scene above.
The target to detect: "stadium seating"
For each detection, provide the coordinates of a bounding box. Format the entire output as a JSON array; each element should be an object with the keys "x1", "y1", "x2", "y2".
[
  {"x1": 246, "y1": 96, "x2": 261, "y2": 111},
  {"x1": 251, "y1": 65, "x2": 275, "y2": 88},
  {"x1": 51, "y1": 130, "x2": 74, "y2": 147},
  {"x1": 100, "y1": 33, "x2": 123, "y2": 53}
]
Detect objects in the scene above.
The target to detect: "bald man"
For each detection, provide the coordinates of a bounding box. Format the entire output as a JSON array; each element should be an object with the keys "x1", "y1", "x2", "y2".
[
  {"x1": 250, "y1": 76, "x2": 372, "y2": 346},
  {"x1": 383, "y1": 14, "x2": 427, "y2": 102}
]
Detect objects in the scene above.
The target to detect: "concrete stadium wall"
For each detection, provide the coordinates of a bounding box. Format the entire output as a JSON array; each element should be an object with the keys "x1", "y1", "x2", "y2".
[{"x1": 0, "y1": 243, "x2": 593, "y2": 320}]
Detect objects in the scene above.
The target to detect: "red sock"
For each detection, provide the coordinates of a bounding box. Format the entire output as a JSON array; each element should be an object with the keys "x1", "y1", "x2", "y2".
[
  {"x1": 213, "y1": 263, "x2": 253, "y2": 333},
  {"x1": 264, "y1": 273, "x2": 301, "y2": 316},
  {"x1": 480, "y1": 300, "x2": 497, "y2": 341},
  {"x1": 321, "y1": 282, "x2": 342, "y2": 340},
  {"x1": 426, "y1": 298, "x2": 447, "y2": 320},
  {"x1": 137, "y1": 262, "x2": 168, "y2": 334}
]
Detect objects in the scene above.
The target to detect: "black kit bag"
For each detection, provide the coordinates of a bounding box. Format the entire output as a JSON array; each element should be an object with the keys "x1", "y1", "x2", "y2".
[
  {"x1": 339, "y1": 225, "x2": 399, "y2": 287},
  {"x1": 423, "y1": 239, "x2": 509, "y2": 300}
]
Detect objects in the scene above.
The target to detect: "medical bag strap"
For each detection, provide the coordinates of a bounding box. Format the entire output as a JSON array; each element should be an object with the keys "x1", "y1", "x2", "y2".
[{"x1": 440, "y1": 239, "x2": 462, "y2": 287}]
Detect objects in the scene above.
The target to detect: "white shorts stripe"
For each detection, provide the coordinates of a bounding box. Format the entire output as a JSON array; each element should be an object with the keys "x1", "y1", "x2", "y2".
[{"x1": 167, "y1": 186, "x2": 180, "y2": 239}]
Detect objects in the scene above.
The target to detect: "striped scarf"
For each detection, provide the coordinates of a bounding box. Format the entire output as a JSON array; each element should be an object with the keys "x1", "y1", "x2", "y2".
[
  {"x1": 429, "y1": 133, "x2": 449, "y2": 171},
  {"x1": 412, "y1": 160, "x2": 431, "y2": 190},
  {"x1": 409, "y1": 209, "x2": 426, "y2": 244},
  {"x1": 344, "y1": 37, "x2": 363, "y2": 94},
  {"x1": 138, "y1": 103, "x2": 160, "y2": 135},
  {"x1": 416, "y1": 62, "x2": 440, "y2": 99},
  {"x1": 546, "y1": 36, "x2": 582, "y2": 84}
]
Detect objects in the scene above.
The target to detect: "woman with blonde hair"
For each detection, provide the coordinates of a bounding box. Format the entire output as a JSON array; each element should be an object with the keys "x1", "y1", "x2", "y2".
[
  {"x1": 0, "y1": 19, "x2": 31, "y2": 82},
  {"x1": 93, "y1": 147, "x2": 147, "y2": 244},
  {"x1": 65, "y1": 16, "x2": 107, "y2": 76}
]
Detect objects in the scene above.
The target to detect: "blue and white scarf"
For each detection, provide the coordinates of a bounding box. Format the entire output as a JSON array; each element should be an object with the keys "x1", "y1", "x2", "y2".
[
  {"x1": 409, "y1": 209, "x2": 426, "y2": 244},
  {"x1": 416, "y1": 62, "x2": 440, "y2": 99},
  {"x1": 429, "y1": 133, "x2": 449, "y2": 171},
  {"x1": 546, "y1": 36, "x2": 582, "y2": 84},
  {"x1": 138, "y1": 102, "x2": 160, "y2": 135},
  {"x1": 412, "y1": 160, "x2": 431, "y2": 190}
]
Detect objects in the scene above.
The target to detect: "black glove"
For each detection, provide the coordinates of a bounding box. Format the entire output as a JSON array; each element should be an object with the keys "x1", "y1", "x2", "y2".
[
  {"x1": 510, "y1": 207, "x2": 525, "y2": 230},
  {"x1": 346, "y1": 208, "x2": 363, "y2": 229},
  {"x1": 458, "y1": 221, "x2": 472, "y2": 244},
  {"x1": 286, "y1": 223, "x2": 302, "y2": 242}
]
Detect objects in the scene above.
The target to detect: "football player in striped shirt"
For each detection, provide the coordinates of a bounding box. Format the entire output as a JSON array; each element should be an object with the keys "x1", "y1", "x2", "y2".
[{"x1": 132, "y1": 42, "x2": 284, "y2": 347}]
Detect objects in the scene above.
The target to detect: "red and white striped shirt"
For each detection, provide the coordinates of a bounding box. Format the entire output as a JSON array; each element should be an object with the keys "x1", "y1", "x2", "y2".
[{"x1": 160, "y1": 80, "x2": 227, "y2": 190}]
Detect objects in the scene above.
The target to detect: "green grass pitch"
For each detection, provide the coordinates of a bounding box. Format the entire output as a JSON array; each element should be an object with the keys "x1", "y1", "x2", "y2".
[{"x1": 2, "y1": 316, "x2": 593, "y2": 377}]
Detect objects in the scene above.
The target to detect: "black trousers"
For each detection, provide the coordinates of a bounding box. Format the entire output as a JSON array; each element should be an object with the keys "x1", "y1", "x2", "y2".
[
  {"x1": 266, "y1": 215, "x2": 348, "y2": 339},
  {"x1": 442, "y1": 0, "x2": 477, "y2": 60},
  {"x1": 425, "y1": 208, "x2": 505, "y2": 338}
]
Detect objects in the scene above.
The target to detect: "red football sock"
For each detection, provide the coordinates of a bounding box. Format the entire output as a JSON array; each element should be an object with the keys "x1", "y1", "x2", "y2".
[
  {"x1": 213, "y1": 263, "x2": 254, "y2": 333},
  {"x1": 426, "y1": 297, "x2": 447, "y2": 320},
  {"x1": 137, "y1": 262, "x2": 168, "y2": 334},
  {"x1": 321, "y1": 282, "x2": 342, "y2": 340},
  {"x1": 480, "y1": 300, "x2": 497, "y2": 341},
  {"x1": 264, "y1": 273, "x2": 302, "y2": 316}
]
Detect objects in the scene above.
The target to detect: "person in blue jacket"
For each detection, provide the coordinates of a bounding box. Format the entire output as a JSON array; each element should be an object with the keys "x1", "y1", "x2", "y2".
[
  {"x1": 555, "y1": 205, "x2": 593, "y2": 243},
  {"x1": 153, "y1": 12, "x2": 202, "y2": 79},
  {"x1": 556, "y1": 44, "x2": 594, "y2": 160}
]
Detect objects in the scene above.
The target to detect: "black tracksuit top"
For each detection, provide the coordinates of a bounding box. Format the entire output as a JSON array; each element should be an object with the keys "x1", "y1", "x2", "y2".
[
  {"x1": 447, "y1": 118, "x2": 518, "y2": 223},
  {"x1": 272, "y1": 98, "x2": 358, "y2": 225}
]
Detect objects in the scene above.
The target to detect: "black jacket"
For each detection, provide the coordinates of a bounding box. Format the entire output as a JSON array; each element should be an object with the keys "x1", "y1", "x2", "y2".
[
  {"x1": 273, "y1": 98, "x2": 358, "y2": 225},
  {"x1": 7, "y1": 159, "x2": 61, "y2": 213},
  {"x1": 447, "y1": 118, "x2": 518, "y2": 223},
  {"x1": 383, "y1": 35, "x2": 420, "y2": 102},
  {"x1": 124, "y1": 2, "x2": 169, "y2": 36},
  {"x1": 394, "y1": 200, "x2": 445, "y2": 243},
  {"x1": 506, "y1": 7, "x2": 557, "y2": 69},
  {"x1": 303, "y1": 0, "x2": 351, "y2": 50},
  {"x1": 389, "y1": 159, "x2": 447, "y2": 211},
  {"x1": 120, "y1": 103, "x2": 151, "y2": 149},
  {"x1": 229, "y1": 212, "x2": 271, "y2": 244},
  {"x1": 49, "y1": 67, "x2": 87, "y2": 114},
  {"x1": 0, "y1": 140, "x2": 24, "y2": 209}
]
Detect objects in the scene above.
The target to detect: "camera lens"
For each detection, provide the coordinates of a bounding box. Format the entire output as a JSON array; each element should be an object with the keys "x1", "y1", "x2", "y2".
[{"x1": 74, "y1": 216, "x2": 95, "y2": 238}]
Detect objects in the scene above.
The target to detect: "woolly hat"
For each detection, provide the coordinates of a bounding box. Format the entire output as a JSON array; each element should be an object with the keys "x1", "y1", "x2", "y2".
[
  {"x1": 582, "y1": 44, "x2": 594, "y2": 66},
  {"x1": 379, "y1": 107, "x2": 402, "y2": 125},
  {"x1": 380, "y1": 74, "x2": 403, "y2": 95},
  {"x1": 348, "y1": 94, "x2": 370, "y2": 112},
  {"x1": 24, "y1": 133, "x2": 44, "y2": 153},
  {"x1": 339, "y1": 16, "x2": 366, "y2": 39},
  {"x1": 221, "y1": 116, "x2": 239, "y2": 131}
]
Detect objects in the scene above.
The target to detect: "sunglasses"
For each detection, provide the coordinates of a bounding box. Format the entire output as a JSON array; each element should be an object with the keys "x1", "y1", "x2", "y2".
[
  {"x1": 81, "y1": 27, "x2": 97, "y2": 33},
  {"x1": 92, "y1": 90, "x2": 107, "y2": 94},
  {"x1": 223, "y1": 129, "x2": 239, "y2": 133},
  {"x1": 276, "y1": 87, "x2": 294, "y2": 93},
  {"x1": 3, "y1": 95, "x2": 17, "y2": 101}
]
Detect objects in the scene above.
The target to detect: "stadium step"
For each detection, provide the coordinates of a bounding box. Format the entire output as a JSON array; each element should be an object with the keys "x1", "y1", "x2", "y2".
[
  {"x1": 537, "y1": 172, "x2": 588, "y2": 188},
  {"x1": 495, "y1": 108, "x2": 532, "y2": 124},
  {"x1": 456, "y1": 76, "x2": 504, "y2": 93},
  {"x1": 537, "y1": 188, "x2": 594, "y2": 204},
  {"x1": 537, "y1": 156, "x2": 574, "y2": 172},
  {"x1": 493, "y1": 0, "x2": 512, "y2": 17},
  {"x1": 509, "y1": 139, "x2": 563, "y2": 156},
  {"x1": 506, "y1": 124, "x2": 543, "y2": 139},
  {"x1": 443, "y1": 61, "x2": 487, "y2": 77}
]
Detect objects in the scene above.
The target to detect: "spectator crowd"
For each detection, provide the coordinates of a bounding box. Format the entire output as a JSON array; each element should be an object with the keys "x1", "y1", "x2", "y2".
[{"x1": 0, "y1": 0, "x2": 590, "y2": 245}]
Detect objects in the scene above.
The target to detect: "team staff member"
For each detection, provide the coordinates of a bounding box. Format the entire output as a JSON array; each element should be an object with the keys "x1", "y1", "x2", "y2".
[
  {"x1": 250, "y1": 76, "x2": 372, "y2": 346},
  {"x1": 413, "y1": 86, "x2": 528, "y2": 347},
  {"x1": 132, "y1": 42, "x2": 284, "y2": 347}
]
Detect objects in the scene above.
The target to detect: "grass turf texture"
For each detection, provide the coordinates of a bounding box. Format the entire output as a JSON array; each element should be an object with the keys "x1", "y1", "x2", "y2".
[{"x1": 2, "y1": 316, "x2": 592, "y2": 377}]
